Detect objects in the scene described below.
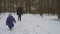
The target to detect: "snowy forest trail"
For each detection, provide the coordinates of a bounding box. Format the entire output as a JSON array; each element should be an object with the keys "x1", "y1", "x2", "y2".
[{"x1": 0, "y1": 13, "x2": 60, "y2": 34}]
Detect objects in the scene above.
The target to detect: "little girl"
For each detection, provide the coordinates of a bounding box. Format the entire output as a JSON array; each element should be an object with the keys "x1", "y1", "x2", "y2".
[{"x1": 6, "y1": 13, "x2": 16, "y2": 30}]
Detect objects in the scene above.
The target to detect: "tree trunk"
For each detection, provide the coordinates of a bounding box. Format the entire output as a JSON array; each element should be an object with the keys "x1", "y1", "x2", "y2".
[
  {"x1": 57, "y1": 0, "x2": 60, "y2": 19},
  {"x1": 0, "y1": 0, "x2": 1, "y2": 12}
]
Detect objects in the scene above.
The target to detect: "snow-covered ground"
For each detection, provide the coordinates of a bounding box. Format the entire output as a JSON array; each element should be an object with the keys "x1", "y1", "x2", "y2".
[{"x1": 0, "y1": 13, "x2": 60, "y2": 34}]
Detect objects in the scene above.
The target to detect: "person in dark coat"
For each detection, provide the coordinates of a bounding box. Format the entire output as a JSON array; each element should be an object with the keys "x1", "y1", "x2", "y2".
[
  {"x1": 17, "y1": 7, "x2": 23, "y2": 21},
  {"x1": 6, "y1": 13, "x2": 16, "y2": 30}
]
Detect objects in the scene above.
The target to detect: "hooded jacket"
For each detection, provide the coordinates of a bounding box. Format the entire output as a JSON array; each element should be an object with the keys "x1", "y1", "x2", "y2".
[{"x1": 6, "y1": 15, "x2": 16, "y2": 28}]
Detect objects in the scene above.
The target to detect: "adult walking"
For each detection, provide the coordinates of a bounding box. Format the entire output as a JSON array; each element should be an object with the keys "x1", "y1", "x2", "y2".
[{"x1": 17, "y1": 7, "x2": 23, "y2": 21}]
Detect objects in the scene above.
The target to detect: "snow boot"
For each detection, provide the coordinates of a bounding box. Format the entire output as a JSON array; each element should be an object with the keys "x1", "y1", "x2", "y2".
[{"x1": 9, "y1": 27, "x2": 12, "y2": 30}]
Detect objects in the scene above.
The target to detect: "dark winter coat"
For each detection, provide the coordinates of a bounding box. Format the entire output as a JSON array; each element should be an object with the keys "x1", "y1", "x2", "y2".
[
  {"x1": 17, "y1": 7, "x2": 23, "y2": 16},
  {"x1": 6, "y1": 15, "x2": 16, "y2": 28}
]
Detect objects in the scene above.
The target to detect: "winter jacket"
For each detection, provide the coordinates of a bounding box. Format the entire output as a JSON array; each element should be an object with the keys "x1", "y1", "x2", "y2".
[
  {"x1": 6, "y1": 15, "x2": 16, "y2": 28},
  {"x1": 17, "y1": 7, "x2": 23, "y2": 15}
]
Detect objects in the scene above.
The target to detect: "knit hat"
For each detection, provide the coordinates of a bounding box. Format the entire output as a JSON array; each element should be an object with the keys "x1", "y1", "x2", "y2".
[{"x1": 9, "y1": 13, "x2": 12, "y2": 16}]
